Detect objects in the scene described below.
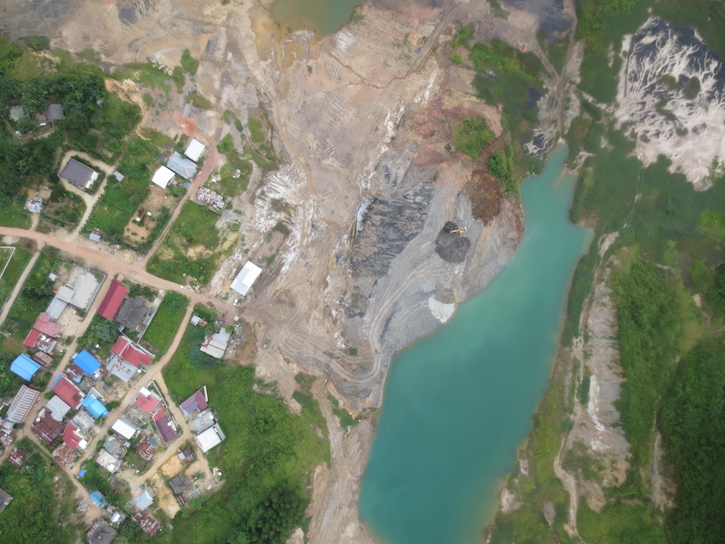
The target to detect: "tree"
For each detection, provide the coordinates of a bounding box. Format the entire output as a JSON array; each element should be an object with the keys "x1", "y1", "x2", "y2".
[
  {"x1": 243, "y1": 486, "x2": 307, "y2": 544},
  {"x1": 90, "y1": 318, "x2": 119, "y2": 344}
]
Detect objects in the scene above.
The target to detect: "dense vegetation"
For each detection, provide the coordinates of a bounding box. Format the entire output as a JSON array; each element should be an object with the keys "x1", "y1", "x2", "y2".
[
  {"x1": 659, "y1": 338, "x2": 725, "y2": 544},
  {"x1": 0, "y1": 439, "x2": 84, "y2": 542},
  {"x1": 162, "y1": 309, "x2": 328, "y2": 544}
]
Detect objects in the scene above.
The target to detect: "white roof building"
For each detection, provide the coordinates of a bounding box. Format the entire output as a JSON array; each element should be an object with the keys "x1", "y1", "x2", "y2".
[
  {"x1": 195, "y1": 423, "x2": 226, "y2": 453},
  {"x1": 46, "y1": 395, "x2": 72, "y2": 421},
  {"x1": 96, "y1": 449, "x2": 121, "y2": 473},
  {"x1": 167, "y1": 152, "x2": 198, "y2": 180},
  {"x1": 7, "y1": 385, "x2": 41, "y2": 423},
  {"x1": 230, "y1": 262, "x2": 262, "y2": 296},
  {"x1": 111, "y1": 418, "x2": 140, "y2": 440},
  {"x1": 133, "y1": 489, "x2": 154, "y2": 511},
  {"x1": 70, "y1": 272, "x2": 100, "y2": 310},
  {"x1": 184, "y1": 138, "x2": 205, "y2": 162},
  {"x1": 200, "y1": 329, "x2": 231, "y2": 359},
  {"x1": 151, "y1": 166, "x2": 175, "y2": 189}
]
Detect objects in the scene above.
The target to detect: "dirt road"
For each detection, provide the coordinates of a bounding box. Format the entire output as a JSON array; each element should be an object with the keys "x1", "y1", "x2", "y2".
[{"x1": 0, "y1": 227, "x2": 238, "y2": 317}]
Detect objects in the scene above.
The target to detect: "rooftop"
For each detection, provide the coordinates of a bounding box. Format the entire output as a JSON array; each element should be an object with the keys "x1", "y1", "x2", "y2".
[
  {"x1": 135, "y1": 393, "x2": 160, "y2": 414},
  {"x1": 195, "y1": 423, "x2": 226, "y2": 453},
  {"x1": 133, "y1": 489, "x2": 154, "y2": 511},
  {"x1": 230, "y1": 261, "x2": 262, "y2": 296},
  {"x1": 168, "y1": 474, "x2": 192, "y2": 495},
  {"x1": 47, "y1": 395, "x2": 72, "y2": 421},
  {"x1": 8, "y1": 448, "x2": 26, "y2": 467},
  {"x1": 107, "y1": 358, "x2": 138, "y2": 383},
  {"x1": 47, "y1": 103, "x2": 64, "y2": 122},
  {"x1": 75, "y1": 350, "x2": 101, "y2": 376},
  {"x1": 131, "y1": 512, "x2": 162, "y2": 536},
  {"x1": 179, "y1": 387, "x2": 208, "y2": 415},
  {"x1": 62, "y1": 422, "x2": 88, "y2": 450},
  {"x1": 52, "y1": 444, "x2": 77, "y2": 469},
  {"x1": 10, "y1": 354, "x2": 41, "y2": 381},
  {"x1": 6, "y1": 385, "x2": 40, "y2": 423},
  {"x1": 52, "y1": 376, "x2": 84, "y2": 410},
  {"x1": 32, "y1": 409, "x2": 63, "y2": 446},
  {"x1": 153, "y1": 409, "x2": 178, "y2": 443},
  {"x1": 82, "y1": 395, "x2": 109, "y2": 419},
  {"x1": 59, "y1": 158, "x2": 97, "y2": 190},
  {"x1": 166, "y1": 151, "x2": 198, "y2": 180},
  {"x1": 200, "y1": 329, "x2": 231, "y2": 359},
  {"x1": 0, "y1": 488, "x2": 13, "y2": 514},
  {"x1": 115, "y1": 296, "x2": 151, "y2": 331},
  {"x1": 135, "y1": 435, "x2": 157, "y2": 461},
  {"x1": 184, "y1": 138, "x2": 206, "y2": 162},
  {"x1": 96, "y1": 449, "x2": 121, "y2": 473},
  {"x1": 111, "y1": 418, "x2": 139, "y2": 440},
  {"x1": 87, "y1": 518, "x2": 116, "y2": 544},
  {"x1": 33, "y1": 312, "x2": 63, "y2": 337},
  {"x1": 70, "y1": 272, "x2": 100, "y2": 310},
  {"x1": 97, "y1": 280, "x2": 128, "y2": 320},
  {"x1": 151, "y1": 165, "x2": 175, "y2": 188},
  {"x1": 111, "y1": 336, "x2": 154, "y2": 367}
]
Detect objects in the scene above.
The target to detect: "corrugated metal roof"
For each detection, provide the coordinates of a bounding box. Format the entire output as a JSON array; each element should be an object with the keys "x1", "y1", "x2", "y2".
[
  {"x1": 166, "y1": 152, "x2": 197, "y2": 179},
  {"x1": 98, "y1": 279, "x2": 128, "y2": 319},
  {"x1": 82, "y1": 396, "x2": 108, "y2": 419},
  {"x1": 51, "y1": 376, "x2": 84, "y2": 409},
  {"x1": 184, "y1": 138, "x2": 205, "y2": 162},
  {"x1": 46, "y1": 395, "x2": 72, "y2": 421},
  {"x1": 180, "y1": 388, "x2": 208, "y2": 415},
  {"x1": 7, "y1": 385, "x2": 40, "y2": 423},
  {"x1": 45, "y1": 296, "x2": 67, "y2": 320},
  {"x1": 111, "y1": 418, "x2": 139, "y2": 440},
  {"x1": 59, "y1": 158, "x2": 96, "y2": 188},
  {"x1": 10, "y1": 354, "x2": 41, "y2": 381},
  {"x1": 33, "y1": 313, "x2": 63, "y2": 337},
  {"x1": 70, "y1": 272, "x2": 99, "y2": 310},
  {"x1": 107, "y1": 357, "x2": 137, "y2": 382},
  {"x1": 195, "y1": 424, "x2": 225, "y2": 452},
  {"x1": 74, "y1": 350, "x2": 101, "y2": 376}
]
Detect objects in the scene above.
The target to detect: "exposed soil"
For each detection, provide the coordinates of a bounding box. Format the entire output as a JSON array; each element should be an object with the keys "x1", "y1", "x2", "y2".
[
  {"x1": 465, "y1": 169, "x2": 504, "y2": 224},
  {"x1": 435, "y1": 221, "x2": 471, "y2": 263}
]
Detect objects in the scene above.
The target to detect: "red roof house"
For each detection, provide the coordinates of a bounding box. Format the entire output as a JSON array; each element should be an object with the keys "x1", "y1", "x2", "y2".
[
  {"x1": 23, "y1": 329, "x2": 41, "y2": 348},
  {"x1": 33, "y1": 313, "x2": 63, "y2": 337},
  {"x1": 135, "y1": 394, "x2": 160, "y2": 414},
  {"x1": 111, "y1": 336, "x2": 154, "y2": 367},
  {"x1": 51, "y1": 376, "x2": 84, "y2": 410},
  {"x1": 62, "y1": 422, "x2": 88, "y2": 450},
  {"x1": 8, "y1": 448, "x2": 26, "y2": 467},
  {"x1": 132, "y1": 512, "x2": 162, "y2": 536},
  {"x1": 153, "y1": 409, "x2": 178, "y2": 443},
  {"x1": 136, "y1": 435, "x2": 157, "y2": 461},
  {"x1": 97, "y1": 279, "x2": 129, "y2": 320},
  {"x1": 32, "y1": 410, "x2": 63, "y2": 445}
]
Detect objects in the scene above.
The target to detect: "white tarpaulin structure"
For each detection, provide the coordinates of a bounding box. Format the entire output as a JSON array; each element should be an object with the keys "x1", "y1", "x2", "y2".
[
  {"x1": 151, "y1": 166, "x2": 175, "y2": 189},
  {"x1": 184, "y1": 139, "x2": 205, "y2": 162}
]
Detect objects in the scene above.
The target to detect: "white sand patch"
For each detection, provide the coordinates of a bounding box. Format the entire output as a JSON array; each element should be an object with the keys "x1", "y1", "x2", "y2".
[{"x1": 428, "y1": 296, "x2": 456, "y2": 323}]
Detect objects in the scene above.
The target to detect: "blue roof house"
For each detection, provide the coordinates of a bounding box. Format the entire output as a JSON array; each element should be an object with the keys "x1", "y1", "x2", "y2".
[
  {"x1": 89, "y1": 491, "x2": 108, "y2": 507},
  {"x1": 10, "y1": 354, "x2": 41, "y2": 381},
  {"x1": 74, "y1": 350, "x2": 101, "y2": 376},
  {"x1": 82, "y1": 396, "x2": 109, "y2": 419}
]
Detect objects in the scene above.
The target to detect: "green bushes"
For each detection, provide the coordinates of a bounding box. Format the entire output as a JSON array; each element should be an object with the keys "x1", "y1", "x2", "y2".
[
  {"x1": 488, "y1": 146, "x2": 519, "y2": 199},
  {"x1": 181, "y1": 49, "x2": 199, "y2": 75},
  {"x1": 452, "y1": 116, "x2": 494, "y2": 160}
]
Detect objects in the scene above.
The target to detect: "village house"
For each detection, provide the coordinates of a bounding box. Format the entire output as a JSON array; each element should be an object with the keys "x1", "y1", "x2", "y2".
[
  {"x1": 135, "y1": 435, "x2": 157, "y2": 461},
  {"x1": 184, "y1": 138, "x2": 206, "y2": 162},
  {"x1": 151, "y1": 165, "x2": 175, "y2": 188},
  {"x1": 6, "y1": 385, "x2": 40, "y2": 423},
  {"x1": 131, "y1": 512, "x2": 162, "y2": 536},
  {"x1": 115, "y1": 296, "x2": 152, "y2": 331},
  {"x1": 179, "y1": 387, "x2": 208, "y2": 416},
  {"x1": 107, "y1": 336, "x2": 153, "y2": 383},
  {"x1": 97, "y1": 279, "x2": 128, "y2": 320},
  {"x1": 10, "y1": 354, "x2": 41, "y2": 381},
  {"x1": 195, "y1": 423, "x2": 226, "y2": 453},
  {"x1": 8, "y1": 448, "x2": 26, "y2": 468},
  {"x1": 59, "y1": 158, "x2": 98, "y2": 190},
  {"x1": 111, "y1": 418, "x2": 140, "y2": 440},
  {"x1": 52, "y1": 376, "x2": 84, "y2": 410},
  {"x1": 200, "y1": 328, "x2": 231, "y2": 359},
  {"x1": 167, "y1": 151, "x2": 197, "y2": 179},
  {"x1": 133, "y1": 489, "x2": 154, "y2": 511},
  {"x1": 153, "y1": 408, "x2": 178, "y2": 443},
  {"x1": 96, "y1": 449, "x2": 121, "y2": 474},
  {"x1": 52, "y1": 444, "x2": 78, "y2": 469},
  {"x1": 32, "y1": 409, "x2": 64, "y2": 446}
]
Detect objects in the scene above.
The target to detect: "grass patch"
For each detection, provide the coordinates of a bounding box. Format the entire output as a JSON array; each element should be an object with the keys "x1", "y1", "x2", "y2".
[
  {"x1": 187, "y1": 91, "x2": 213, "y2": 110},
  {"x1": 0, "y1": 247, "x2": 32, "y2": 310},
  {"x1": 180, "y1": 49, "x2": 199, "y2": 75},
  {"x1": 452, "y1": 116, "x2": 495, "y2": 161},
  {"x1": 162, "y1": 318, "x2": 329, "y2": 543},
  {"x1": 146, "y1": 201, "x2": 223, "y2": 285},
  {"x1": 248, "y1": 117, "x2": 266, "y2": 143},
  {"x1": 143, "y1": 291, "x2": 190, "y2": 355},
  {"x1": 0, "y1": 202, "x2": 32, "y2": 229},
  {"x1": 215, "y1": 134, "x2": 253, "y2": 196}
]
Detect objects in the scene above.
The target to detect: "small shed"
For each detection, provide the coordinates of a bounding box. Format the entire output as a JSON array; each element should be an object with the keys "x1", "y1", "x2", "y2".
[
  {"x1": 89, "y1": 492, "x2": 108, "y2": 508},
  {"x1": 230, "y1": 261, "x2": 262, "y2": 296},
  {"x1": 10, "y1": 354, "x2": 41, "y2": 381},
  {"x1": 200, "y1": 329, "x2": 231, "y2": 359},
  {"x1": 46, "y1": 103, "x2": 64, "y2": 122}
]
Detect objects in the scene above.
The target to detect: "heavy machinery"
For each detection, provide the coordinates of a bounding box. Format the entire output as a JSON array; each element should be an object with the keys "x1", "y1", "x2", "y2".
[{"x1": 450, "y1": 225, "x2": 467, "y2": 234}]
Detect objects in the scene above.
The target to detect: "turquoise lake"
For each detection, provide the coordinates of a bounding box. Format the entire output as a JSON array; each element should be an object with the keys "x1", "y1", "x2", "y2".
[
  {"x1": 272, "y1": 0, "x2": 364, "y2": 37},
  {"x1": 358, "y1": 145, "x2": 592, "y2": 544}
]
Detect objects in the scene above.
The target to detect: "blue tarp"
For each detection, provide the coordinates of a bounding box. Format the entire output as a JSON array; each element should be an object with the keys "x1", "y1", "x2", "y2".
[
  {"x1": 74, "y1": 350, "x2": 101, "y2": 376},
  {"x1": 82, "y1": 396, "x2": 108, "y2": 419},
  {"x1": 10, "y1": 354, "x2": 41, "y2": 381},
  {"x1": 89, "y1": 491, "x2": 107, "y2": 507}
]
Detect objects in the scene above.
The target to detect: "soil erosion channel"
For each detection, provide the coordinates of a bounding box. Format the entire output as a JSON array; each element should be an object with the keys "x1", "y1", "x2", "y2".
[{"x1": 358, "y1": 145, "x2": 592, "y2": 544}]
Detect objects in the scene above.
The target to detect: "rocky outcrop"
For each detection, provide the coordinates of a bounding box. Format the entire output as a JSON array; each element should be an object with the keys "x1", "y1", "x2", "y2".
[{"x1": 617, "y1": 17, "x2": 725, "y2": 188}]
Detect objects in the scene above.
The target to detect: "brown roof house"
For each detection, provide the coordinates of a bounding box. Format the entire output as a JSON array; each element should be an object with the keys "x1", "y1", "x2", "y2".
[{"x1": 59, "y1": 158, "x2": 98, "y2": 190}]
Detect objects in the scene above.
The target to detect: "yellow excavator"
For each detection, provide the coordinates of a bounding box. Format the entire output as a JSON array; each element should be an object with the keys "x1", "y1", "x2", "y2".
[{"x1": 450, "y1": 226, "x2": 467, "y2": 234}]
